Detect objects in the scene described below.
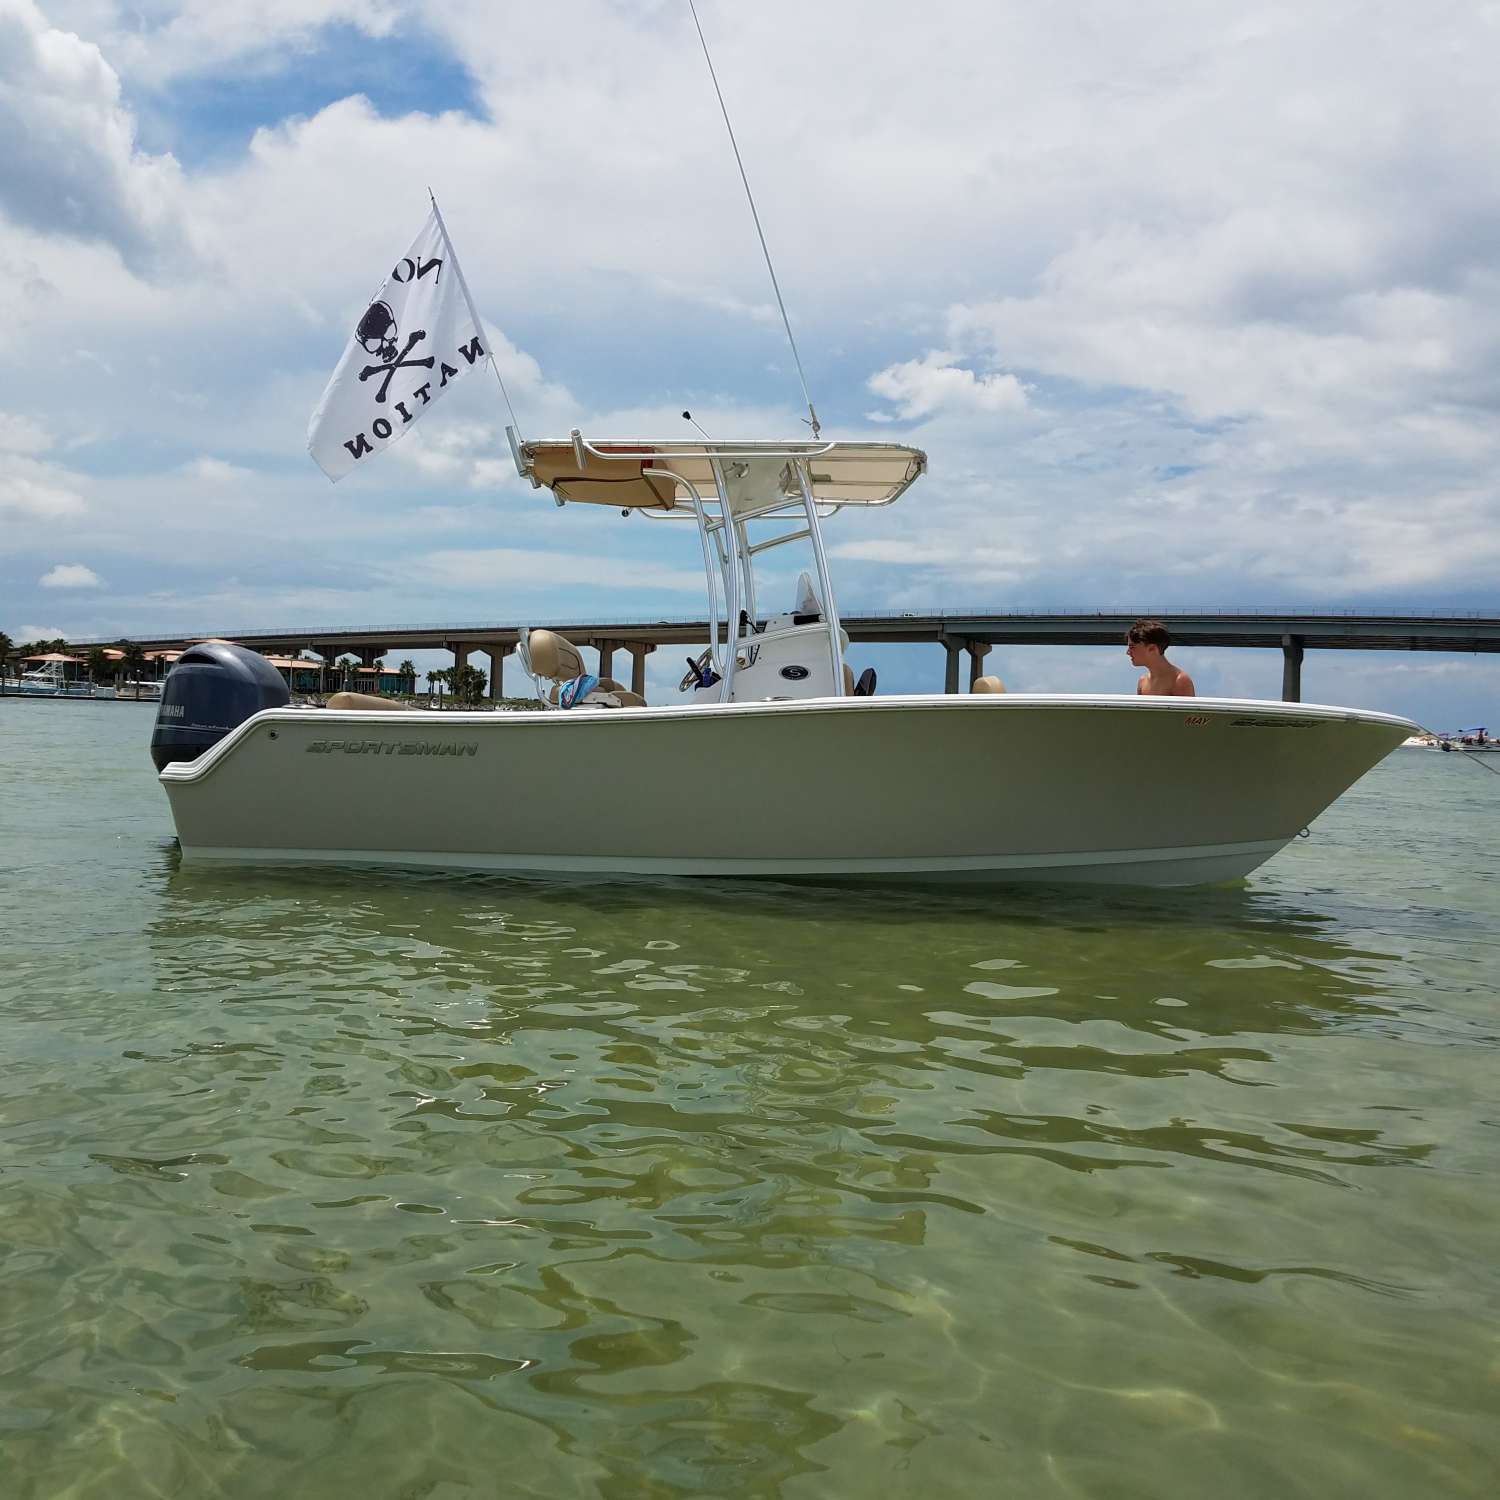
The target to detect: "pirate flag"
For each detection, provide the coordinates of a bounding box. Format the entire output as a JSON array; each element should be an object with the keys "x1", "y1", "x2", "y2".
[{"x1": 307, "y1": 206, "x2": 486, "y2": 482}]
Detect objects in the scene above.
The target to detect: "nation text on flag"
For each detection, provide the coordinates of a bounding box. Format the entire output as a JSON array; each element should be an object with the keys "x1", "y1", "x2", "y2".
[{"x1": 307, "y1": 208, "x2": 485, "y2": 482}]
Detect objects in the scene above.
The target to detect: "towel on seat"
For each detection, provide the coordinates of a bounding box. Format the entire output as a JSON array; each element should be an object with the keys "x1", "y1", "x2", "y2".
[
  {"x1": 558, "y1": 673, "x2": 600, "y2": 709},
  {"x1": 548, "y1": 675, "x2": 647, "y2": 710}
]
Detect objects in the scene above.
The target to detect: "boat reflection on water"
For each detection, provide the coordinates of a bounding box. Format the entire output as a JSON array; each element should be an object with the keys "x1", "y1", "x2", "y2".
[
  {"x1": 115, "y1": 853, "x2": 1477, "y2": 1495},
  {"x1": 149, "y1": 854, "x2": 1415, "y2": 1069}
]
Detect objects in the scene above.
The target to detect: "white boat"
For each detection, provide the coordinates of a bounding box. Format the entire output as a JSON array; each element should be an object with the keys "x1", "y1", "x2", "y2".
[
  {"x1": 12, "y1": 659, "x2": 93, "y2": 697},
  {"x1": 152, "y1": 435, "x2": 1416, "y2": 886},
  {"x1": 1403, "y1": 726, "x2": 1497, "y2": 752},
  {"x1": 1435, "y1": 727, "x2": 1497, "y2": 753}
]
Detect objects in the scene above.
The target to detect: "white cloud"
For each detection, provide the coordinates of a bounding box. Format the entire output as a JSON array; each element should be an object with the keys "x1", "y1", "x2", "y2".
[
  {"x1": 40, "y1": 562, "x2": 102, "y2": 588},
  {"x1": 0, "y1": 0, "x2": 193, "y2": 270},
  {"x1": 13, "y1": 621, "x2": 66, "y2": 640},
  {"x1": 390, "y1": 419, "x2": 521, "y2": 487},
  {"x1": 42, "y1": 0, "x2": 414, "y2": 86},
  {"x1": 183, "y1": 457, "x2": 253, "y2": 482},
  {"x1": 0, "y1": 460, "x2": 86, "y2": 522},
  {"x1": 831, "y1": 537, "x2": 1039, "y2": 587},
  {"x1": 867, "y1": 351, "x2": 1029, "y2": 421},
  {"x1": 646, "y1": 277, "x2": 778, "y2": 327},
  {"x1": 413, "y1": 548, "x2": 704, "y2": 594},
  {"x1": 0, "y1": 411, "x2": 51, "y2": 452}
]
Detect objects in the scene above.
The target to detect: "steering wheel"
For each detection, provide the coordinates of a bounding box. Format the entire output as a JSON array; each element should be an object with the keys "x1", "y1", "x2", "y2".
[
  {"x1": 853, "y1": 667, "x2": 877, "y2": 697},
  {"x1": 679, "y1": 649, "x2": 717, "y2": 692}
]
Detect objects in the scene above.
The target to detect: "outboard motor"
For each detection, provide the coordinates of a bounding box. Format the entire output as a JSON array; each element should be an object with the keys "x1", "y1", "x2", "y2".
[{"x1": 150, "y1": 642, "x2": 290, "y2": 771}]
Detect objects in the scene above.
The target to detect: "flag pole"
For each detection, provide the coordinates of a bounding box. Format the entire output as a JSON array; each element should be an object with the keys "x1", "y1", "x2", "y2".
[{"x1": 428, "y1": 189, "x2": 523, "y2": 442}]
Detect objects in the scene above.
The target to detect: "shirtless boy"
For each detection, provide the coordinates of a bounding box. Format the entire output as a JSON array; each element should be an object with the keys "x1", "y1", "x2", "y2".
[{"x1": 1126, "y1": 619, "x2": 1196, "y2": 697}]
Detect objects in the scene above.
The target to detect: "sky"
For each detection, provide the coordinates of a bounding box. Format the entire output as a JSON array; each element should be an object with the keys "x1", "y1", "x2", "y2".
[{"x1": 1, "y1": 0, "x2": 1498, "y2": 727}]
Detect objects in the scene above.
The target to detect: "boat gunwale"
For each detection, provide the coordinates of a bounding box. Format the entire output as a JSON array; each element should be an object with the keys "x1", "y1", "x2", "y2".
[{"x1": 158, "y1": 692, "x2": 1419, "y2": 786}]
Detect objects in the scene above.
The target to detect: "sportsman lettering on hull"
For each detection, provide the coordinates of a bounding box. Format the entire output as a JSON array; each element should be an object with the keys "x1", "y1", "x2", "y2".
[{"x1": 307, "y1": 740, "x2": 479, "y2": 757}]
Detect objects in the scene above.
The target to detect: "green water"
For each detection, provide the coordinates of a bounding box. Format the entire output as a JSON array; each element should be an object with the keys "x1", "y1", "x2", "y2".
[{"x1": 2, "y1": 698, "x2": 1497, "y2": 1498}]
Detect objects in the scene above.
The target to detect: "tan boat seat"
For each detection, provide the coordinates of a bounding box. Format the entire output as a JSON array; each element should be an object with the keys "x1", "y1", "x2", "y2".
[
  {"x1": 972, "y1": 675, "x2": 1006, "y2": 694},
  {"x1": 520, "y1": 628, "x2": 586, "y2": 682},
  {"x1": 523, "y1": 628, "x2": 647, "y2": 707},
  {"x1": 326, "y1": 691, "x2": 409, "y2": 710}
]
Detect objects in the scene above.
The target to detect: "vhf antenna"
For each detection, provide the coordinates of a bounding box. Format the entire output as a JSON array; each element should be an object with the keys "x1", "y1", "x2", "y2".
[
  {"x1": 687, "y1": 1, "x2": 822, "y2": 438},
  {"x1": 682, "y1": 409, "x2": 713, "y2": 440}
]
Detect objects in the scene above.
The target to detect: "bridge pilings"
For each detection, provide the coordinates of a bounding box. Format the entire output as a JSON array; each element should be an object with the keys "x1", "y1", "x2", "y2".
[
  {"x1": 485, "y1": 644, "x2": 512, "y2": 698},
  {"x1": 1281, "y1": 635, "x2": 1304, "y2": 702},
  {"x1": 628, "y1": 643, "x2": 655, "y2": 696},
  {"x1": 943, "y1": 639, "x2": 960, "y2": 694},
  {"x1": 942, "y1": 637, "x2": 991, "y2": 693}
]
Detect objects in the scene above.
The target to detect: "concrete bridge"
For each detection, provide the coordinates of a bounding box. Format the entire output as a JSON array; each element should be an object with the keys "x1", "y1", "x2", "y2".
[{"x1": 74, "y1": 608, "x2": 1500, "y2": 701}]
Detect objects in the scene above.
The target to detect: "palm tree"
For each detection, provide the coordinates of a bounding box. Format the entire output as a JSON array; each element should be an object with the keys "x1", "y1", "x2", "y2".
[
  {"x1": 117, "y1": 639, "x2": 148, "y2": 695},
  {"x1": 452, "y1": 663, "x2": 487, "y2": 704},
  {"x1": 0, "y1": 631, "x2": 13, "y2": 684},
  {"x1": 85, "y1": 645, "x2": 112, "y2": 685},
  {"x1": 398, "y1": 658, "x2": 417, "y2": 696}
]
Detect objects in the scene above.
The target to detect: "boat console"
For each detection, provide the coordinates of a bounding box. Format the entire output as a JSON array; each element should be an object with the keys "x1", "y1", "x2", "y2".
[{"x1": 510, "y1": 436, "x2": 925, "y2": 709}]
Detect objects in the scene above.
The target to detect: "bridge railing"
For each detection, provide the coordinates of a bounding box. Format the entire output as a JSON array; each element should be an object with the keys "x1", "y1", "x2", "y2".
[{"x1": 67, "y1": 604, "x2": 1499, "y2": 646}]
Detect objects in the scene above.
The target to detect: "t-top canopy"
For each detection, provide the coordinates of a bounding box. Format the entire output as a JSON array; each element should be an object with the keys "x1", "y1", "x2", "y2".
[{"x1": 519, "y1": 438, "x2": 927, "y2": 511}]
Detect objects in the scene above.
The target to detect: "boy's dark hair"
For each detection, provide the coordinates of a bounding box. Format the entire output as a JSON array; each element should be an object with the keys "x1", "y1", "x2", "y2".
[{"x1": 1127, "y1": 618, "x2": 1171, "y2": 650}]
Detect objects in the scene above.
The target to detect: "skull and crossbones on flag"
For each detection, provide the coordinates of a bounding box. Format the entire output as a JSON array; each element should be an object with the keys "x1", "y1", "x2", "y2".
[{"x1": 308, "y1": 207, "x2": 488, "y2": 482}]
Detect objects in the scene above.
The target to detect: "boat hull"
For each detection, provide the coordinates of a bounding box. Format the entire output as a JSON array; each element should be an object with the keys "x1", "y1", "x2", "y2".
[{"x1": 158, "y1": 694, "x2": 1416, "y2": 886}]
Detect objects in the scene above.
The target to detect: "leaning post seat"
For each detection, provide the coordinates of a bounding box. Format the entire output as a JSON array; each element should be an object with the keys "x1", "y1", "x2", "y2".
[
  {"x1": 518, "y1": 628, "x2": 587, "y2": 682},
  {"x1": 520, "y1": 629, "x2": 647, "y2": 708}
]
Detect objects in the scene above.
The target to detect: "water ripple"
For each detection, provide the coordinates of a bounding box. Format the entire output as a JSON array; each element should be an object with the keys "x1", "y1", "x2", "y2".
[{"x1": 1, "y1": 713, "x2": 1497, "y2": 1496}]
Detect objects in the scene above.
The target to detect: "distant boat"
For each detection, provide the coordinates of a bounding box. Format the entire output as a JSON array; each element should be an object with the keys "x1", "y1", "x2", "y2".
[
  {"x1": 1439, "y1": 727, "x2": 1496, "y2": 752},
  {"x1": 11, "y1": 659, "x2": 92, "y2": 697}
]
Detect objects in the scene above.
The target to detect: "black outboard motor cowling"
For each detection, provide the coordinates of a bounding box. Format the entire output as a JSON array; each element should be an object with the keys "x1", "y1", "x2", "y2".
[{"x1": 150, "y1": 642, "x2": 290, "y2": 771}]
